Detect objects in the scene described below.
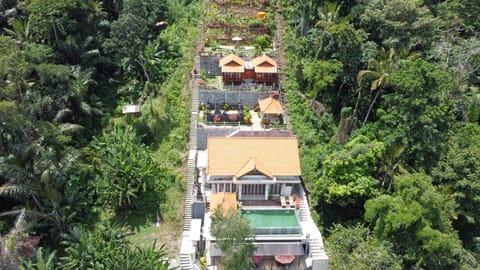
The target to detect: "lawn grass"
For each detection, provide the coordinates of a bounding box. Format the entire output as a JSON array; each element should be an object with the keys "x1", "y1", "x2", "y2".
[
  {"x1": 123, "y1": 185, "x2": 185, "y2": 258},
  {"x1": 204, "y1": 75, "x2": 223, "y2": 89}
]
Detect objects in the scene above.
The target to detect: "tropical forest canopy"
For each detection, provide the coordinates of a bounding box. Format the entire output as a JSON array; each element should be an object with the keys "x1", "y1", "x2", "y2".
[
  {"x1": 281, "y1": 0, "x2": 480, "y2": 269},
  {"x1": 1, "y1": 0, "x2": 199, "y2": 268},
  {"x1": 1, "y1": 0, "x2": 480, "y2": 269}
]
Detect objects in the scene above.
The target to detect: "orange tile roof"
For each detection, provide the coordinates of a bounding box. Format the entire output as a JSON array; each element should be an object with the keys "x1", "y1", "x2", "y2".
[
  {"x1": 210, "y1": 192, "x2": 237, "y2": 216},
  {"x1": 207, "y1": 137, "x2": 301, "y2": 177},
  {"x1": 234, "y1": 157, "x2": 273, "y2": 178},
  {"x1": 251, "y1": 54, "x2": 277, "y2": 73},
  {"x1": 221, "y1": 65, "x2": 244, "y2": 73},
  {"x1": 219, "y1": 54, "x2": 245, "y2": 73},
  {"x1": 258, "y1": 96, "x2": 283, "y2": 114}
]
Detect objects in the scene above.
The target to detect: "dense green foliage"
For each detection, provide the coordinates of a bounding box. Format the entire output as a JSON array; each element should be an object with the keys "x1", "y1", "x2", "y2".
[
  {"x1": 1, "y1": 0, "x2": 200, "y2": 267},
  {"x1": 326, "y1": 224, "x2": 402, "y2": 270},
  {"x1": 314, "y1": 136, "x2": 384, "y2": 225},
  {"x1": 365, "y1": 173, "x2": 475, "y2": 269},
  {"x1": 59, "y1": 223, "x2": 169, "y2": 270},
  {"x1": 2, "y1": 0, "x2": 480, "y2": 268},
  {"x1": 432, "y1": 123, "x2": 480, "y2": 247},
  {"x1": 210, "y1": 209, "x2": 256, "y2": 270},
  {"x1": 282, "y1": 0, "x2": 480, "y2": 268},
  {"x1": 91, "y1": 127, "x2": 173, "y2": 211}
]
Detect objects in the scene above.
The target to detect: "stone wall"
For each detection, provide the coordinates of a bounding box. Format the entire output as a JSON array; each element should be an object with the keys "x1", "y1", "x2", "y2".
[{"x1": 198, "y1": 90, "x2": 271, "y2": 108}]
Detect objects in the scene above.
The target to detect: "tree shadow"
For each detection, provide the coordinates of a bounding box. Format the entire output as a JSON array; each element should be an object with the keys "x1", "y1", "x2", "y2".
[{"x1": 115, "y1": 209, "x2": 157, "y2": 233}]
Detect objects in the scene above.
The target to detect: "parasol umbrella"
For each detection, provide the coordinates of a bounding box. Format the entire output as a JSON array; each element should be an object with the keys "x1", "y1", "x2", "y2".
[
  {"x1": 232, "y1": 36, "x2": 242, "y2": 49},
  {"x1": 257, "y1": 11, "x2": 267, "y2": 19},
  {"x1": 252, "y1": 256, "x2": 264, "y2": 265},
  {"x1": 274, "y1": 255, "x2": 295, "y2": 264}
]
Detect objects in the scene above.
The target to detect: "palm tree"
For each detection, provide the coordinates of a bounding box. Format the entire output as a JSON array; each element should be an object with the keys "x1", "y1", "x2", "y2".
[
  {"x1": 298, "y1": 0, "x2": 315, "y2": 36},
  {"x1": 4, "y1": 17, "x2": 32, "y2": 43},
  {"x1": 136, "y1": 42, "x2": 168, "y2": 107},
  {"x1": 356, "y1": 48, "x2": 396, "y2": 127},
  {"x1": 314, "y1": 1, "x2": 348, "y2": 59},
  {"x1": 379, "y1": 144, "x2": 405, "y2": 192},
  {"x1": 0, "y1": 143, "x2": 80, "y2": 239},
  {"x1": 356, "y1": 48, "x2": 420, "y2": 127}
]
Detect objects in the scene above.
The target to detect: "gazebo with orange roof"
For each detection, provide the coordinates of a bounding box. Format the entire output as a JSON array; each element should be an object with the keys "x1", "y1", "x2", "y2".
[{"x1": 258, "y1": 93, "x2": 283, "y2": 125}]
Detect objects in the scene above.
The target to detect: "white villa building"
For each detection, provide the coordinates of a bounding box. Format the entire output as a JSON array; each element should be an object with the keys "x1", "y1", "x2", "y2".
[{"x1": 184, "y1": 135, "x2": 328, "y2": 270}]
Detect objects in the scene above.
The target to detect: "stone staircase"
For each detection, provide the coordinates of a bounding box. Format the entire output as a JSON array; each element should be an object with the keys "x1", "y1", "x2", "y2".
[
  {"x1": 183, "y1": 157, "x2": 196, "y2": 232},
  {"x1": 298, "y1": 199, "x2": 309, "y2": 222},
  {"x1": 297, "y1": 191, "x2": 329, "y2": 269},
  {"x1": 309, "y1": 238, "x2": 324, "y2": 263},
  {"x1": 179, "y1": 253, "x2": 193, "y2": 270},
  {"x1": 178, "y1": 30, "x2": 202, "y2": 270},
  {"x1": 179, "y1": 150, "x2": 196, "y2": 270}
]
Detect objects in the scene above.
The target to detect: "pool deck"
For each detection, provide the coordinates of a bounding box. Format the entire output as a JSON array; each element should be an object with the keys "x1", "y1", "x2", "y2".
[
  {"x1": 240, "y1": 198, "x2": 298, "y2": 210},
  {"x1": 240, "y1": 199, "x2": 282, "y2": 208}
]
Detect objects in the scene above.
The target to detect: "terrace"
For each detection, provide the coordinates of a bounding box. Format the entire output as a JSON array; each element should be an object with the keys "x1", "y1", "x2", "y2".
[
  {"x1": 202, "y1": 192, "x2": 309, "y2": 268},
  {"x1": 209, "y1": 243, "x2": 307, "y2": 270},
  {"x1": 197, "y1": 102, "x2": 287, "y2": 130}
]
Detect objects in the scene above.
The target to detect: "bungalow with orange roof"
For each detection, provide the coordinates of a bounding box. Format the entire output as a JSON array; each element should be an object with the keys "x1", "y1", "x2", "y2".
[
  {"x1": 218, "y1": 54, "x2": 245, "y2": 84},
  {"x1": 251, "y1": 54, "x2": 278, "y2": 84},
  {"x1": 218, "y1": 54, "x2": 278, "y2": 85}
]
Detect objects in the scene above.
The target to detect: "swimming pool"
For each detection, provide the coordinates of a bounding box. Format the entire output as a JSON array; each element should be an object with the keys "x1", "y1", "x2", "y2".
[{"x1": 241, "y1": 209, "x2": 301, "y2": 235}]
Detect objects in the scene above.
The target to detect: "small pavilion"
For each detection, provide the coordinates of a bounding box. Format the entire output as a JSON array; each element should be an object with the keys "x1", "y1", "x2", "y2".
[{"x1": 258, "y1": 94, "x2": 283, "y2": 125}]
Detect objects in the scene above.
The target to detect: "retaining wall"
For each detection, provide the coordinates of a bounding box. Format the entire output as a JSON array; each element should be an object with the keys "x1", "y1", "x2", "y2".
[{"x1": 198, "y1": 90, "x2": 271, "y2": 108}]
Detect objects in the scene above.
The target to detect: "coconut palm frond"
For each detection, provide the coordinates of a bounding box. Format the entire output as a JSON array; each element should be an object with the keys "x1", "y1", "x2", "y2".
[
  {"x1": 59, "y1": 123, "x2": 85, "y2": 134},
  {"x1": 80, "y1": 102, "x2": 92, "y2": 116},
  {"x1": 0, "y1": 181, "x2": 31, "y2": 199},
  {"x1": 91, "y1": 107, "x2": 104, "y2": 116},
  {"x1": 53, "y1": 108, "x2": 73, "y2": 123},
  {"x1": 357, "y1": 70, "x2": 380, "y2": 85}
]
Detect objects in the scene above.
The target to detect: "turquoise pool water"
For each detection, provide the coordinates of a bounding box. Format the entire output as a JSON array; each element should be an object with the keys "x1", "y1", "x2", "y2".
[{"x1": 241, "y1": 209, "x2": 299, "y2": 228}]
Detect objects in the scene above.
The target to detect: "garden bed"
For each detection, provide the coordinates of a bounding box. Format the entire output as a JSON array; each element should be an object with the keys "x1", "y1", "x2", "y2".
[
  {"x1": 202, "y1": 0, "x2": 275, "y2": 49},
  {"x1": 199, "y1": 102, "x2": 254, "y2": 125}
]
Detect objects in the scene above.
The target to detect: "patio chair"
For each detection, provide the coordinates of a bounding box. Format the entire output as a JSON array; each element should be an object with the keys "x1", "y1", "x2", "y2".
[
  {"x1": 280, "y1": 196, "x2": 287, "y2": 208},
  {"x1": 288, "y1": 196, "x2": 295, "y2": 208}
]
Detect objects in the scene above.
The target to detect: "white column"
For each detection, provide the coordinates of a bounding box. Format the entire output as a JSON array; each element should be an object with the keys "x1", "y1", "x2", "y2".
[
  {"x1": 238, "y1": 184, "x2": 242, "y2": 200},
  {"x1": 201, "y1": 169, "x2": 206, "y2": 185},
  {"x1": 265, "y1": 184, "x2": 269, "y2": 200}
]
